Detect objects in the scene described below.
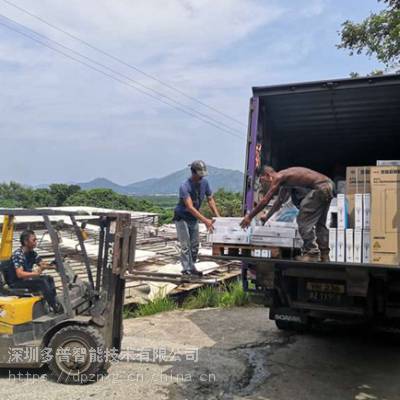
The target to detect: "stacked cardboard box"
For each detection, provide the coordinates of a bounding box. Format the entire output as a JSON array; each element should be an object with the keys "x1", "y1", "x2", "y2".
[
  {"x1": 346, "y1": 166, "x2": 371, "y2": 227},
  {"x1": 208, "y1": 217, "x2": 251, "y2": 244},
  {"x1": 345, "y1": 166, "x2": 371, "y2": 264},
  {"x1": 370, "y1": 166, "x2": 400, "y2": 265},
  {"x1": 250, "y1": 224, "x2": 302, "y2": 248},
  {"x1": 208, "y1": 217, "x2": 303, "y2": 249},
  {"x1": 210, "y1": 163, "x2": 400, "y2": 267}
]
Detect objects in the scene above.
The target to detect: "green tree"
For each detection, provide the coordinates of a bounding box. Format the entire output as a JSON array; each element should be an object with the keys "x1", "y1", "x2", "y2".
[
  {"x1": 64, "y1": 188, "x2": 174, "y2": 224},
  {"x1": 0, "y1": 182, "x2": 33, "y2": 208},
  {"x1": 338, "y1": 0, "x2": 400, "y2": 69},
  {"x1": 200, "y1": 189, "x2": 242, "y2": 219},
  {"x1": 31, "y1": 188, "x2": 56, "y2": 207},
  {"x1": 49, "y1": 184, "x2": 81, "y2": 206}
]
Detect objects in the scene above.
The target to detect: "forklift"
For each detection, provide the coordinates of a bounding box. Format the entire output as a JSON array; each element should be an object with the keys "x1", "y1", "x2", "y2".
[{"x1": 0, "y1": 209, "x2": 137, "y2": 384}]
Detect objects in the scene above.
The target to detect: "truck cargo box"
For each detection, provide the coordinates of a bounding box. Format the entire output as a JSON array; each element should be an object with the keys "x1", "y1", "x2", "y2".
[{"x1": 243, "y1": 74, "x2": 400, "y2": 218}]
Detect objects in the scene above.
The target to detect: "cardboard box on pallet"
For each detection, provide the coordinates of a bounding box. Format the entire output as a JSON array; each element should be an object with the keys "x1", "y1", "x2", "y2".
[
  {"x1": 370, "y1": 166, "x2": 400, "y2": 265},
  {"x1": 251, "y1": 225, "x2": 298, "y2": 239},
  {"x1": 209, "y1": 232, "x2": 250, "y2": 244},
  {"x1": 208, "y1": 217, "x2": 251, "y2": 244},
  {"x1": 250, "y1": 236, "x2": 295, "y2": 248}
]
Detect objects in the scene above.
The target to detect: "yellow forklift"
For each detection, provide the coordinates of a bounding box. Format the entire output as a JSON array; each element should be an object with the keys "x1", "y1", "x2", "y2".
[{"x1": 0, "y1": 209, "x2": 137, "y2": 383}]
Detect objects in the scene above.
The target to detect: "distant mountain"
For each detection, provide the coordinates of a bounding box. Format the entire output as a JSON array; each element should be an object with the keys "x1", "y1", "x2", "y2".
[
  {"x1": 76, "y1": 177, "x2": 129, "y2": 194},
  {"x1": 125, "y1": 166, "x2": 244, "y2": 195},
  {"x1": 35, "y1": 166, "x2": 244, "y2": 195}
]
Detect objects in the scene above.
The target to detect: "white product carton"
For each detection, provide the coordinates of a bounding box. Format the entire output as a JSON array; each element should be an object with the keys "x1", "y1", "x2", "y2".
[
  {"x1": 326, "y1": 198, "x2": 338, "y2": 229},
  {"x1": 213, "y1": 217, "x2": 244, "y2": 225},
  {"x1": 252, "y1": 226, "x2": 297, "y2": 239},
  {"x1": 377, "y1": 160, "x2": 400, "y2": 166},
  {"x1": 264, "y1": 221, "x2": 298, "y2": 230},
  {"x1": 209, "y1": 233, "x2": 249, "y2": 244},
  {"x1": 337, "y1": 229, "x2": 346, "y2": 262},
  {"x1": 362, "y1": 230, "x2": 370, "y2": 263},
  {"x1": 250, "y1": 236, "x2": 294, "y2": 248},
  {"x1": 261, "y1": 249, "x2": 271, "y2": 258},
  {"x1": 355, "y1": 194, "x2": 363, "y2": 229},
  {"x1": 251, "y1": 249, "x2": 261, "y2": 257},
  {"x1": 337, "y1": 194, "x2": 348, "y2": 229},
  {"x1": 208, "y1": 217, "x2": 253, "y2": 244},
  {"x1": 363, "y1": 193, "x2": 371, "y2": 229},
  {"x1": 329, "y1": 228, "x2": 337, "y2": 262},
  {"x1": 346, "y1": 229, "x2": 354, "y2": 263},
  {"x1": 354, "y1": 229, "x2": 363, "y2": 263}
]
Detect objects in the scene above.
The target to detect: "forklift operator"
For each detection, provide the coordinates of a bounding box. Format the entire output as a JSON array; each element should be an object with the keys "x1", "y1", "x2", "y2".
[
  {"x1": 8, "y1": 230, "x2": 62, "y2": 313},
  {"x1": 240, "y1": 166, "x2": 334, "y2": 262}
]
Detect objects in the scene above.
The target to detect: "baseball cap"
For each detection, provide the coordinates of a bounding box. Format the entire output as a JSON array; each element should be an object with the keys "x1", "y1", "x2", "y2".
[{"x1": 189, "y1": 160, "x2": 208, "y2": 177}]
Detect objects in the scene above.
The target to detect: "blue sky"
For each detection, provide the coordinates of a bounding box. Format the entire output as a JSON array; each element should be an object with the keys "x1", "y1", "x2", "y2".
[{"x1": 0, "y1": 0, "x2": 385, "y2": 185}]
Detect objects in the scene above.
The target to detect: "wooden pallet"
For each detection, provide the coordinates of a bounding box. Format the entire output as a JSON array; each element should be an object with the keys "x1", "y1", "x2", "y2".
[{"x1": 212, "y1": 243, "x2": 282, "y2": 258}]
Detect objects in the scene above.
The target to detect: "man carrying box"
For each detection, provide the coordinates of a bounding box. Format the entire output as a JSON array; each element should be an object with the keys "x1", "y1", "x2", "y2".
[
  {"x1": 240, "y1": 166, "x2": 334, "y2": 262},
  {"x1": 174, "y1": 161, "x2": 221, "y2": 276}
]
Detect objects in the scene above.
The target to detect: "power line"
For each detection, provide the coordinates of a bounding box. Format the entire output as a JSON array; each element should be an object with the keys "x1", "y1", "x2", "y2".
[
  {"x1": 0, "y1": 17, "x2": 244, "y2": 140},
  {"x1": 0, "y1": 14, "x2": 244, "y2": 137},
  {"x1": 0, "y1": 0, "x2": 246, "y2": 128}
]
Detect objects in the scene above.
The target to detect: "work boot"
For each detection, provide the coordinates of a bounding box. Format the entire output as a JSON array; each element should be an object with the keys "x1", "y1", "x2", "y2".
[
  {"x1": 181, "y1": 269, "x2": 203, "y2": 277},
  {"x1": 295, "y1": 253, "x2": 321, "y2": 262},
  {"x1": 320, "y1": 251, "x2": 330, "y2": 263}
]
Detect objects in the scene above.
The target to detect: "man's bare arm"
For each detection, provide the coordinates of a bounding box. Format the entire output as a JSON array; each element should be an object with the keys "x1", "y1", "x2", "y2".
[
  {"x1": 248, "y1": 183, "x2": 280, "y2": 220},
  {"x1": 262, "y1": 189, "x2": 289, "y2": 224},
  {"x1": 15, "y1": 267, "x2": 41, "y2": 279}
]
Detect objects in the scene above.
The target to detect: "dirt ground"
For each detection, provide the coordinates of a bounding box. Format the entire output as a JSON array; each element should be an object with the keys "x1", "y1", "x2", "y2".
[{"x1": 1, "y1": 306, "x2": 400, "y2": 400}]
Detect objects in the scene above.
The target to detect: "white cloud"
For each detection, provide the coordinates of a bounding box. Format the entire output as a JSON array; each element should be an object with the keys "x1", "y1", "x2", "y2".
[{"x1": 0, "y1": 0, "x2": 382, "y2": 184}]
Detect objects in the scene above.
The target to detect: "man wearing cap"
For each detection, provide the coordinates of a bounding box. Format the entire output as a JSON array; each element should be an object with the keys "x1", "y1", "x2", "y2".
[{"x1": 174, "y1": 161, "x2": 220, "y2": 276}]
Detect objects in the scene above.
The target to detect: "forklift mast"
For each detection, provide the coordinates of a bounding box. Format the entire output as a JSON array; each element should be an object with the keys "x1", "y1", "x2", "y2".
[{"x1": 94, "y1": 212, "x2": 137, "y2": 350}]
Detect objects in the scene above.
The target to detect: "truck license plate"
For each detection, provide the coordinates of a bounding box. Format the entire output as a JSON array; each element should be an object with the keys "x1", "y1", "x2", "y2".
[
  {"x1": 306, "y1": 282, "x2": 345, "y2": 305},
  {"x1": 306, "y1": 282, "x2": 345, "y2": 294}
]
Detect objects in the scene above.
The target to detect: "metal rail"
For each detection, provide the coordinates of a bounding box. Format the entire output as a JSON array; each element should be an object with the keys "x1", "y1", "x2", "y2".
[{"x1": 211, "y1": 255, "x2": 400, "y2": 272}]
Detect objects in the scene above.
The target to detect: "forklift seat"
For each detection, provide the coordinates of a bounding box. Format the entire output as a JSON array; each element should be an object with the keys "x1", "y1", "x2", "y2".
[{"x1": 0, "y1": 259, "x2": 40, "y2": 298}]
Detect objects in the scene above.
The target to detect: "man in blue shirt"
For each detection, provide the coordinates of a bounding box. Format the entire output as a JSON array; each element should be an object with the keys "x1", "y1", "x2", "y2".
[
  {"x1": 174, "y1": 161, "x2": 220, "y2": 276},
  {"x1": 9, "y1": 230, "x2": 62, "y2": 313}
]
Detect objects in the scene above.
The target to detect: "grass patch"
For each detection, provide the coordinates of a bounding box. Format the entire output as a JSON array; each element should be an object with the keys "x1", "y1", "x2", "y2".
[
  {"x1": 183, "y1": 285, "x2": 221, "y2": 309},
  {"x1": 123, "y1": 305, "x2": 136, "y2": 319},
  {"x1": 123, "y1": 279, "x2": 249, "y2": 318},
  {"x1": 183, "y1": 279, "x2": 249, "y2": 310},
  {"x1": 133, "y1": 295, "x2": 177, "y2": 317},
  {"x1": 219, "y1": 280, "x2": 249, "y2": 307}
]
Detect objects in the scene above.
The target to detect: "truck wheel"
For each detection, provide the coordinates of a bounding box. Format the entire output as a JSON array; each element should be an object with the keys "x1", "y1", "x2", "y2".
[{"x1": 47, "y1": 325, "x2": 107, "y2": 384}]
